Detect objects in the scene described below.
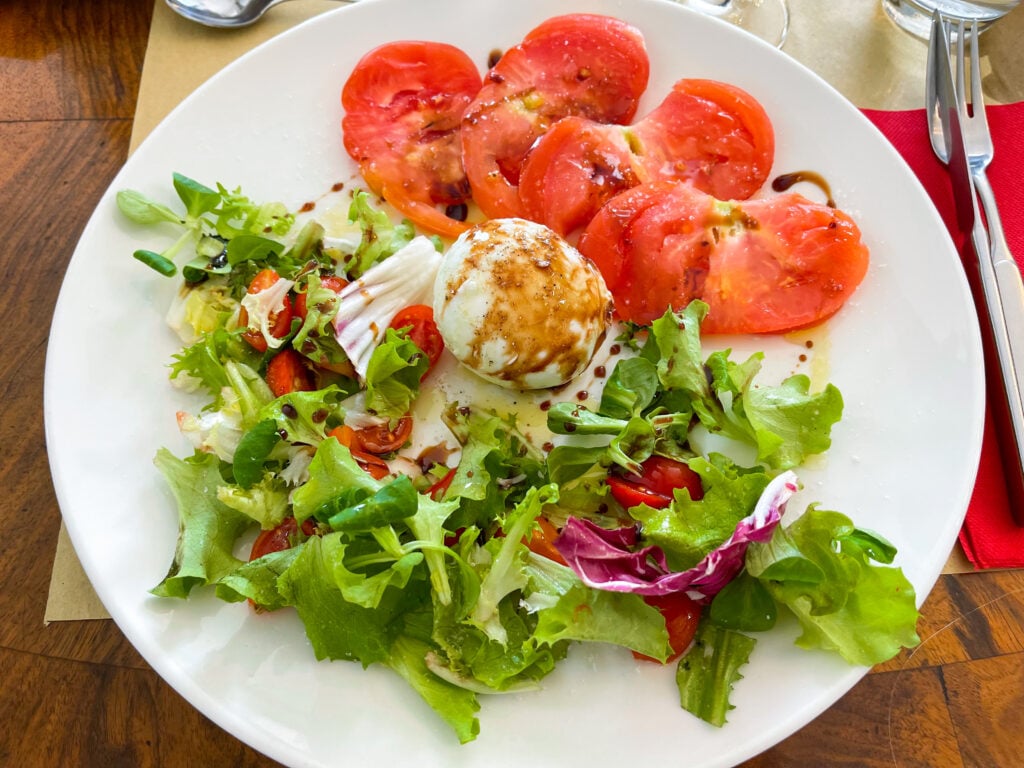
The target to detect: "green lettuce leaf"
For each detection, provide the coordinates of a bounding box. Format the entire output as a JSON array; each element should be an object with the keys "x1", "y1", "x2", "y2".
[
  {"x1": 430, "y1": 589, "x2": 564, "y2": 693},
  {"x1": 675, "y1": 621, "x2": 756, "y2": 727},
  {"x1": 404, "y1": 491, "x2": 460, "y2": 608},
  {"x1": 746, "y1": 506, "x2": 920, "y2": 665},
  {"x1": 649, "y1": 302, "x2": 843, "y2": 470},
  {"x1": 231, "y1": 419, "x2": 282, "y2": 488},
  {"x1": 150, "y1": 449, "x2": 253, "y2": 599},
  {"x1": 291, "y1": 437, "x2": 383, "y2": 523},
  {"x1": 708, "y1": 570, "x2": 778, "y2": 632},
  {"x1": 469, "y1": 484, "x2": 558, "y2": 644},
  {"x1": 527, "y1": 554, "x2": 671, "y2": 661},
  {"x1": 215, "y1": 472, "x2": 290, "y2": 529},
  {"x1": 276, "y1": 533, "x2": 428, "y2": 664},
  {"x1": 169, "y1": 326, "x2": 260, "y2": 409},
  {"x1": 387, "y1": 635, "x2": 481, "y2": 744},
  {"x1": 256, "y1": 385, "x2": 348, "y2": 446},
  {"x1": 629, "y1": 454, "x2": 770, "y2": 571},
  {"x1": 364, "y1": 328, "x2": 428, "y2": 420},
  {"x1": 740, "y1": 375, "x2": 844, "y2": 470},
  {"x1": 215, "y1": 545, "x2": 303, "y2": 609},
  {"x1": 441, "y1": 404, "x2": 547, "y2": 532},
  {"x1": 321, "y1": 474, "x2": 419, "y2": 532},
  {"x1": 345, "y1": 190, "x2": 416, "y2": 278},
  {"x1": 291, "y1": 272, "x2": 350, "y2": 371}
]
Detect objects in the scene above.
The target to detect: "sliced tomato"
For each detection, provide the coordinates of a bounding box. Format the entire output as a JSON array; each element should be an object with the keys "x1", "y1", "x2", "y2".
[
  {"x1": 631, "y1": 79, "x2": 775, "y2": 201},
  {"x1": 518, "y1": 117, "x2": 643, "y2": 237},
  {"x1": 518, "y1": 13, "x2": 650, "y2": 121},
  {"x1": 607, "y1": 476, "x2": 672, "y2": 509},
  {"x1": 388, "y1": 304, "x2": 444, "y2": 376},
  {"x1": 607, "y1": 455, "x2": 703, "y2": 509},
  {"x1": 633, "y1": 592, "x2": 701, "y2": 663},
  {"x1": 238, "y1": 268, "x2": 293, "y2": 353},
  {"x1": 294, "y1": 274, "x2": 348, "y2": 322},
  {"x1": 699, "y1": 192, "x2": 870, "y2": 334},
  {"x1": 341, "y1": 41, "x2": 483, "y2": 238},
  {"x1": 354, "y1": 415, "x2": 414, "y2": 454},
  {"x1": 518, "y1": 79, "x2": 773, "y2": 237},
  {"x1": 461, "y1": 13, "x2": 649, "y2": 219},
  {"x1": 579, "y1": 181, "x2": 869, "y2": 333},
  {"x1": 578, "y1": 181, "x2": 716, "y2": 325}
]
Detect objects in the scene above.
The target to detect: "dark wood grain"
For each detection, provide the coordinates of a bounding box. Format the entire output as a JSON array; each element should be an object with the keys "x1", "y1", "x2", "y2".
[
  {"x1": 3, "y1": 1, "x2": 1024, "y2": 766},
  {"x1": 0, "y1": 1, "x2": 150, "y2": 121},
  {"x1": 0, "y1": 1, "x2": 275, "y2": 765}
]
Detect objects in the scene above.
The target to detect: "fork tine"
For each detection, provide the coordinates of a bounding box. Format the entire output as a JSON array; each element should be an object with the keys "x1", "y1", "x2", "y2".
[
  {"x1": 969, "y1": 21, "x2": 986, "y2": 126},
  {"x1": 955, "y1": 19, "x2": 967, "y2": 113}
]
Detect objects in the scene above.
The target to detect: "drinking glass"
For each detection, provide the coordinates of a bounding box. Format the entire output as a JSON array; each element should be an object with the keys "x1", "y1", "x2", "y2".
[{"x1": 681, "y1": 0, "x2": 791, "y2": 47}]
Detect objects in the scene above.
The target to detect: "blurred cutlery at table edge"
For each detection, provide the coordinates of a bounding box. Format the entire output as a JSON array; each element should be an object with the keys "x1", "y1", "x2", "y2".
[
  {"x1": 928, "y1": 9, "x2": 1024, "y2": 526},
  {"x1": 165, "y1": 0, "x2": 354, "y2": 28}
]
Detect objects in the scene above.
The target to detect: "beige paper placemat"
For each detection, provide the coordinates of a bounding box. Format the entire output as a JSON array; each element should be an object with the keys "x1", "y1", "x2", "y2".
[{"x1": 47, "y1": 0, "x2": 1024, "y2": 622}]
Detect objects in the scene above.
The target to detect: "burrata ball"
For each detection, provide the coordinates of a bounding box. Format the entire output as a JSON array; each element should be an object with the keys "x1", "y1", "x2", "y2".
[{"x1": 432, "y1": 218, "x2": 613, "y2": 390}]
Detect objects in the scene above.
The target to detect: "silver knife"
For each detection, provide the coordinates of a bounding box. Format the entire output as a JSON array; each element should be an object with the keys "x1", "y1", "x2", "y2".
[{"x1": 932, "y1": 12, "x2": 1024, "y2": 525}]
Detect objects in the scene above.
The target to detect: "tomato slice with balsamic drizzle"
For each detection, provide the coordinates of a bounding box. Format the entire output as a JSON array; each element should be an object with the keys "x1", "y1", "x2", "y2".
[
  {"x1": 341, "y1": 41, "x2": 483, "y2": 238},
  {"x1": 461, "y1": 13, "x2": 649, "y2": 219},
  {"x1": 518, "y1": 79, "x2": 774, "y2": 237},
  {"x1": 518, "y1": 117, "x2": 641, "y2": 237},
  {"x1": 265, "y1": 349, "x2": 314, "y2": 397}
]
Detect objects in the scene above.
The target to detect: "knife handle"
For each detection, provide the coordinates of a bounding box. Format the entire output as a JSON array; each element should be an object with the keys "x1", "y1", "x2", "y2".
[{"x1": 969, "y1": 185, "x2": 1024, "y2": 526}]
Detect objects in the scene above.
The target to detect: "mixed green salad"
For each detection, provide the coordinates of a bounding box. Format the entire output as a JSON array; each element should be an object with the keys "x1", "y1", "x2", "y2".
[{"x1": 118, "y1": 173, "x2": 920, "y2": 742}]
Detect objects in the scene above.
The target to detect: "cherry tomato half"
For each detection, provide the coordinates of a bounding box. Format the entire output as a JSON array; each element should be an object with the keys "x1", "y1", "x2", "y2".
[
  {"x1": 633, "y1": 592, "x2": 701, "y2": 663},
  {"x1": 239, "y1": 268, "x2": 294, "y2": 353},
  {"x1": 525, "y1": 517, "x2": 568, "y2": 565},
  {"x1": 389, "y1": 304, "x2": 444, "y2": 376},
  {"x1": 354, "y1": 415, "x2": 414, "y2": 454},
  {"x1": 607, "y1": 455, "x2": 703, "y2": 510},
  {"x1": 327, "y1": 425, "x2": 391, "y2": 480},
  {"x1": 249, "y1": 516, "x2": 317, "y2": 561},
  {"x1": 294, "y1": 274, "x2": 348, "y2": 322},
  {"x1": 265, "y1": 348, "x2": 314, "y2": 398}
]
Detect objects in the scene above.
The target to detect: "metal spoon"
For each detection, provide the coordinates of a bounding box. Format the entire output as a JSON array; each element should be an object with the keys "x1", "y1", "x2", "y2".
[{"x1": 165, "y1": 0, "x2": 352, "y2": 29}]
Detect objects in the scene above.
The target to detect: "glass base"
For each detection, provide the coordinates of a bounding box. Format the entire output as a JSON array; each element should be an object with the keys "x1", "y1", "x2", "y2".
[{"x1": 681, "y1": 0, "x2": 790, "y2": 48}]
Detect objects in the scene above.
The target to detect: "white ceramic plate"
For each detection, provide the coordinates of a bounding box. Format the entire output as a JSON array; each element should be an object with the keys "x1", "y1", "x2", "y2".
[{"x1": 45, "y1": 0, "x2": 984, "y2": 765}]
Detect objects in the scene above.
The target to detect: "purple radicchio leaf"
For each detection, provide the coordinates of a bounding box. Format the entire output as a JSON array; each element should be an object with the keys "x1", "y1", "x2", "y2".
[{"x1": 554, "y1": 471, "x2": 799, "y2": 602}]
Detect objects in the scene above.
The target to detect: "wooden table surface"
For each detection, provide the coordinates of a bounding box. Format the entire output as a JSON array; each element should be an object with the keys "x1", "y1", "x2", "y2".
[{"x1": 3, "y1": 1, "x2": 1024, "y2": 765}]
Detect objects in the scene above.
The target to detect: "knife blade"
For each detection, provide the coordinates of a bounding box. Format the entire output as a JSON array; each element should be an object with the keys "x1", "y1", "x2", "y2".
[{"x1": 932, "y1": 12, "x2": 1024, "y2": 525}]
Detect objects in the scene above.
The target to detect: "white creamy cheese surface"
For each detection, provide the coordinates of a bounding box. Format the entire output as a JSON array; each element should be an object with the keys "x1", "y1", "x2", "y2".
[{"x1": 432, "y1": 218, "x2": 614, "y2": 390}]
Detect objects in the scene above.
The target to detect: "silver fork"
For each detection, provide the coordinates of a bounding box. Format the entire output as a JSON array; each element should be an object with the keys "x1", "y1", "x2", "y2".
[
  {"x1": 953, "y1": 20, "x2": 1021, "y2": 298},
  {"x1": 928, "y1": 12, "x2": 1024, "y2": 524}
]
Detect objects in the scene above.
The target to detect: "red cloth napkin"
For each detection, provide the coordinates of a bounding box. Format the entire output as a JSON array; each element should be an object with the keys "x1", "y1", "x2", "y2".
[{"x1": 863, "y1": 105, "x2": 1024, "y2": 569}]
